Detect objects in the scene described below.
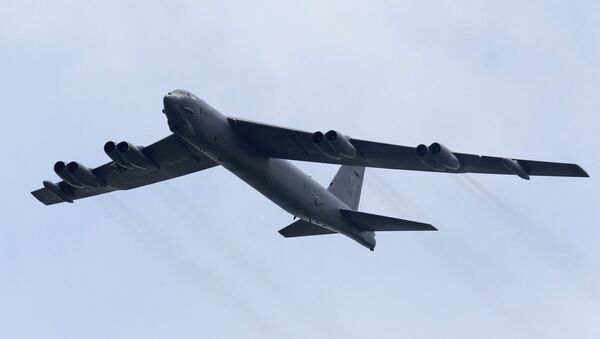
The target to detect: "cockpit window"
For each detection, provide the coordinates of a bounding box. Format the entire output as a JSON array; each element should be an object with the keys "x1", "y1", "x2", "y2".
[{"x1": 171, "y1": 89, "x2": 200, "y2": 101}]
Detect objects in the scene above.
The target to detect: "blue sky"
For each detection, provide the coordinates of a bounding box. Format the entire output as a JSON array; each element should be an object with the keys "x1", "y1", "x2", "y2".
[{"x1": 1, "y1": 1, "x2": 599, "y2": 338}]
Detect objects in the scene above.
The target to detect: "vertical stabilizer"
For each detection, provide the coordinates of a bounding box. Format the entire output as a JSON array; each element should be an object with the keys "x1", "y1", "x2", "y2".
[{"x1": 327, "y1": 165, "x2": 365, "y2": 210}]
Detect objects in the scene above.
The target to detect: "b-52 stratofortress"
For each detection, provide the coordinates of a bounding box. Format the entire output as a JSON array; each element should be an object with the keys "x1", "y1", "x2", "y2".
[{"x1": 32, "y1": 90, "x2": 589, "y2": 250}]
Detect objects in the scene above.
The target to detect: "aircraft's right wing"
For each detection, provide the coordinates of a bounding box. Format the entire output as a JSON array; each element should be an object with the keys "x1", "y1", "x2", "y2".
[
  {"x1": 229, "y1": 118, "x2": 589, "y2": 179},
  {"x1": 31, "y1": 134, "x2": 219, "y2": 205}
]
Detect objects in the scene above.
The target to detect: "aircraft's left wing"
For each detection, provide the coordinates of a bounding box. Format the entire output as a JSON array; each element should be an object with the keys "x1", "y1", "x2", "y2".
[
  {"x1": 31, "y1": 134, "x2": 218, "y2": 205},
  {"x1": 229, "y1": 118, "x2": 589, "y2": 179}
]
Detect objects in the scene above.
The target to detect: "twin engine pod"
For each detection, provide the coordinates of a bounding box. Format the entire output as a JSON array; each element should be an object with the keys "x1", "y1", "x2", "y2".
[
  {"x1": 416, "y1": 142, "x2": 461, "y2": 171},
  {"x1": 313, "y1": 130, "x2": 357, "y2": 160},
  {"x1": 104, "y1": 141, "x2": 155, "y2": 170},
  {"x1": 53, "y1": 161, "x2": 106, "y2": 188},
  {"x1": 51, "y1": 140, "x2": 156, "y2": 189}
]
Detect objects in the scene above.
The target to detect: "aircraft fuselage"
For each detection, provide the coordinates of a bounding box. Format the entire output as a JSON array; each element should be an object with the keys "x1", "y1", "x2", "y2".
[{"x1": 162, "y1": 90, "x2": 376, "y2": 249}]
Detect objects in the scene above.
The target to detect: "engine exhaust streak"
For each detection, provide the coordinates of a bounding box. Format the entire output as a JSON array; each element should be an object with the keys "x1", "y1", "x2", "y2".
[
  {"x1": 99, "y1": 195, "x2": 282, "y2": 338},
  {"x1": 366, "y1": 171, "x2": 534, "y2": 336},
  {"x1": 152, "y1": 182, "x2": 342, "y2": 339},
  {"x1": 450, "y1": 174, "x2": 596, "y2": 301}
]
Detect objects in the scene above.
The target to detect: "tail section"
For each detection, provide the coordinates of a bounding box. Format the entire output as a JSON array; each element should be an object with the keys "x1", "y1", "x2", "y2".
[
  {"x1": 328, "y1": 165, "x2": 365, "y2": 210},
  {"x1": 279, "y1": 167, "x2": 435, "y2": 251}
]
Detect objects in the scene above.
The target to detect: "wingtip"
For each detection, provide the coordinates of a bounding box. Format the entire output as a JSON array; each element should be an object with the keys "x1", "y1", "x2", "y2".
[
  {"x1": 578, "y1": 166, "x2": 590, "y2": 178},
  {"x1": 30, "y1": 190, "x2": 47, "y2": 205},
  {"x1": 30, "y1": 188, "x2": 61, "y2": 205},
  {"x1": 35, "y1": 181, "x2": 74, "y2": 204},
  {"x1": 420, "y1": 223, "x2": 438, "y2": 231}
]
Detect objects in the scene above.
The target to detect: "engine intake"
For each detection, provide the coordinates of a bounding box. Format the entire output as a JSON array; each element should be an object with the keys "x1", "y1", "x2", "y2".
[
  {"x1": 415, "y1": 145, "x2": 445, "y2": 170},
  {"x1": 324, "y1": 130, "x2": 357, "y2": 159},
  {"x1": 416, "y1": 143, "x2": 461, "y2": 171},
  {"x1": 313, "y1": 131, "x2": 342, "y2": 160},
  {"x1": 54, "y1": 161, "x2": 84, "y2": 188},
  {"x1": 428, "y1": 142, "x2": 461, "y2": 170},
  {"x1": 66, "y1": 161, "x2": 106, "y2": 188},
  {"x1": 104, "y1": 141, "x2": 156, "y2": 170},
  {"x1": 104, "y1": 141, "x2": 132, "y2": 169},
  {"x1": 117, "y1": 141, "x2": 155, "y2": 169}
]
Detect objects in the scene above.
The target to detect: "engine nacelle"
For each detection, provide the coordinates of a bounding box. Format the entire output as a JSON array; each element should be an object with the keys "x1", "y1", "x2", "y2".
[
  {"x1": 104, "y1": 141, "x2": 133, "y2": 169},
  {"x1": 428, "y1": 142, "x2": 461, "y2": 170},
  {"x1": 415, "y1": 145, "x2": 446, "y2": 170},
  {"x1": 54, "y1": 161, "x2": 84, "y2": 188},
  {"x1": 66, "y1": 161, "x2": 106, "y2": 188},
  {"x1": 313, "y1": 131, "x2": 342, "y2": 160},
  {"x1": 117, "y1": 141, "x2": 155, "y2": 170},
  {"x1": 324, "y1": 130, "x2": 357, "y2": 159},
  {"x1": 416, "y1": 143, "x2": 461, "y2": 171}
]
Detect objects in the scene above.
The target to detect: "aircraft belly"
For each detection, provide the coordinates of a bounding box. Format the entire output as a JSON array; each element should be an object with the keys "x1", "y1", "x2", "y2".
[
  {"x1": 181, "y1": 114, "x2": 363, "y2": 240},
  {"x1": 208, "y1": 144, "x2": 355, "y2": 234}
]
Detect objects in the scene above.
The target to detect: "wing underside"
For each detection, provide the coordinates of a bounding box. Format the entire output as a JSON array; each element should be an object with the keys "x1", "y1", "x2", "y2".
[
  {"x1": 33, "y1": 117, "x2": 589, "y2": 206},
  {"x1": 31, "y1": 134, "x2": 219, "y2": 205},
  {"x1": 229, "y1": 118, "x2": 588, "y2": 178}
]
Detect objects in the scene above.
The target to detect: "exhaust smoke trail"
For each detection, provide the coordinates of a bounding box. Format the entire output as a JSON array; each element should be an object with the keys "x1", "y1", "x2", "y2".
[
  {"x1": 366, "y1": 171, "x2": 535, "y2": 336},
  {"x1": 151, "y1": 183, "x2": 342, "y2": 339},
  {"x1": 450, "y1": 174, "x2": 599, "y2": 303},
  {"x1": 458, "y1": 175, "x2": 525, "y2": 220},
  {"x1": 367, "y1": 170, "x2": 426, "y2": 217},
  {"x1": 452, "y1": 174, "x2": 584, "y2": 270},
  {"x1": 98, "y1": 195, "x2": 282, "y2": 338}
]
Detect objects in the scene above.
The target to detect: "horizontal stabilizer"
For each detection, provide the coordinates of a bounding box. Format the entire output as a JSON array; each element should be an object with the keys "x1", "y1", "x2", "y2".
[
  {"x1": 340, "y1": 209, "x2": 437, "y2": 232},
  {"x1": 279, "y1": 220, "x2": 336, "y2": 238}
]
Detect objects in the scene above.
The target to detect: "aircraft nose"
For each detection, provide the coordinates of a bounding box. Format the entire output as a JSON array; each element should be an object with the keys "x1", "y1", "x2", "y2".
[
  {"x1": 163, "y1": 91, "x2": 193, "y2": 135},
  {"x1": 163, "y1": 92, "x2": 177, "y2": 113}
]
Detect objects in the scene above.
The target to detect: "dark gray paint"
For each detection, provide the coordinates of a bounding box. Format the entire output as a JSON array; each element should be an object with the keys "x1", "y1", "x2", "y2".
[{"x1": 31, "y1": 89, "x2": 589, "y2": 250}]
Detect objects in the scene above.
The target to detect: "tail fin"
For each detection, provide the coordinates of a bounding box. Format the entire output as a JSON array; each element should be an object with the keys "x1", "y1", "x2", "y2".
[{"x1": 328, "y1": 165, "x2": 365, "y2": 210}]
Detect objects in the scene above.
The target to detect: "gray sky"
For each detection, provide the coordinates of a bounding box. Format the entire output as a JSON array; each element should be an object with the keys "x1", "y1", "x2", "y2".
[{"x1": 1, "y1": 1, "x2": 599, "y2": 338}]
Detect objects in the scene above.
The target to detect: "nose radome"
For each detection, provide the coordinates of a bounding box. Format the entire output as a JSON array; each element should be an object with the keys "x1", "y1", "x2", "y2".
[{"x1": 163, "y1": 92, "x2": 178, "y2": 112}]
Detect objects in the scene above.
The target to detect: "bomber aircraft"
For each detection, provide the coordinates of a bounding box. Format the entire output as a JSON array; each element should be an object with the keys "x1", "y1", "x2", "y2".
[{"x1": 32, "y1": 90, "x2": 589, "y2": 250}]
